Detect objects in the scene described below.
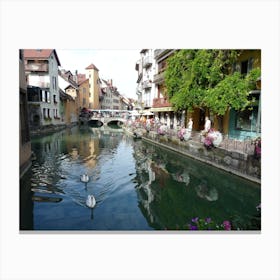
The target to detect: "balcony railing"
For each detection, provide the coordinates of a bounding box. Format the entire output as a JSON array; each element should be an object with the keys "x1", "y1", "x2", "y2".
[
  {"x1": 153, "y1": 72, "x2": 165, "y2": 84},
  {"x1": 142, "y1": 80, "x2": 152, "y2": 89},
  {"x1": 29, "y1": 81, "x2": 50, "y2": 88},
  {"x1": 153, "y1": 97, "x2": 171, "y2": 108},
  {"x1": 143, "y1": 56, "x2": 152, "y2": 68},
  {"x1": 25, "y1": 63, "x2": 49, "y2": 72}
]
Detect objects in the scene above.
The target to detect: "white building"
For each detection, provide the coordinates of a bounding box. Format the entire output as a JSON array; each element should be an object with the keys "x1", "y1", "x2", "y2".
[
  {"x1": 24, "y1": 49, "x2": 62, "y2": 127},
  {"x1": 135, "y1": 49, "x2": 156, "y2": 111}
]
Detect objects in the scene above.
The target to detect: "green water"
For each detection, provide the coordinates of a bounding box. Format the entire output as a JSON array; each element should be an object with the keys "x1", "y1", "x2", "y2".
[{"x1": 20, "y1": 126, "x2": 261, "y2": 231}]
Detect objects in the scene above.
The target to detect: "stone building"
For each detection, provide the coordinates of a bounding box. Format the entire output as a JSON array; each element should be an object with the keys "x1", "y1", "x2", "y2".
[{"x1": 19, "y1": 49, "x2": 32, "y2": 177}]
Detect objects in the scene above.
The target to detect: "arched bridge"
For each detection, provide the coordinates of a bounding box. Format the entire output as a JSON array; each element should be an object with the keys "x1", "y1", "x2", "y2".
[{"x1": 88, "y1": 116, "x2": 127, "y2": 127}]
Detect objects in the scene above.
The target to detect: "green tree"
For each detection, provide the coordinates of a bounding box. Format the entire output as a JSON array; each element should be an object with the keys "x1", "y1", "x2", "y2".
[{"x1": 165, "y1": 49, "x2": 261, "y2": 131}]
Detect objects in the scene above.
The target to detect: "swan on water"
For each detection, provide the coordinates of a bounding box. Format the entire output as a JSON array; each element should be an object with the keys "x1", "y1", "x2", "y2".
[
  {"x1": 81, "y1": 173, "x2": 89, "y2": 183},
  {"x1": 86, "y1": 195, "x2": 96, "y2": 208}
]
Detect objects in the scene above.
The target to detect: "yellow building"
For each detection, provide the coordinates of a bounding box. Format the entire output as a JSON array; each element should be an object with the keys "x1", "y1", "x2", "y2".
[
  {"x1": 186, "y1": 49, "x2": 261, "y2": 139},
  {"x1": 85, "y1": 63, "x2": 100, "y2": 109},
  {"x1": 224, "y1": 49, "x2": 261, "y2": 139},
  {"x1": 65, "y1": 84, "x2": 80, "y2": 120},
  {"x1": 78, "y1": 79, "x2": 90, "y2": 109}
]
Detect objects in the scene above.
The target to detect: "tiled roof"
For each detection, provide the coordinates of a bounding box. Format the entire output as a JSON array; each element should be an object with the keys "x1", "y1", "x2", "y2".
[
  {"x1": 23, "y1": 49, "x2": 61, "y2": 66},
  {"x1": 85, "y1": 63, "x2": 99, "y2": 71},
  {"x1": 77, "y1": 73, "x2": 86, "y2": 84},
  {"x1": 78, "y1": 78, "x2": 89, "y2": 86}
]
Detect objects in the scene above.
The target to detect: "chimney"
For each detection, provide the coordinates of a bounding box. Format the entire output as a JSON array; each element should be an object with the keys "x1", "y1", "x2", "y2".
[
  {"x1": 108, "y1": 79, "x2": 113, "y2": 86},
  {"x1": 74, "y1": 70, "x2": 78, "y2": 83}
]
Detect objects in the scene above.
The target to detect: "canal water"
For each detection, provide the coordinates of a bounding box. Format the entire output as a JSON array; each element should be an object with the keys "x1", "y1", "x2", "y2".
[{"x1": 20, "y1": 126, "x2": 261, "y2": 231}]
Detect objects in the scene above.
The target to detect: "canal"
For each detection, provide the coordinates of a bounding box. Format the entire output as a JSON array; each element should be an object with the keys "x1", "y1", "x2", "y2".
[{"x1": 20, "y1": 126, "x2": 261, "y2": 231}]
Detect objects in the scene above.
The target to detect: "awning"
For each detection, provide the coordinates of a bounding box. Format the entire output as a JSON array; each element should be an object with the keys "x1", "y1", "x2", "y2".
[{"x1": 150, "y1": 107, "x2": 173, "y2": 112}]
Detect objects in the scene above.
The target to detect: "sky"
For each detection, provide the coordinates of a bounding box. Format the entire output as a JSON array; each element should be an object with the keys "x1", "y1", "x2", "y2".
[{"x1": 56, "y1": 49, "x2": 141, "y2": 100}]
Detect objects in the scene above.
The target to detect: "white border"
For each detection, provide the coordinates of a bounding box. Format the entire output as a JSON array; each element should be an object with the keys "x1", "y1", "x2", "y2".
[{"x1": 1, "y1": 0, "x2": 280, "y2": 279}]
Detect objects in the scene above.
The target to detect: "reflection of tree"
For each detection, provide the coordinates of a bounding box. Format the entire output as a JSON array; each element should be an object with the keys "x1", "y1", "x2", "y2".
[{"x1": 195, "y1": 180, "x2": 218, "y2": 201}]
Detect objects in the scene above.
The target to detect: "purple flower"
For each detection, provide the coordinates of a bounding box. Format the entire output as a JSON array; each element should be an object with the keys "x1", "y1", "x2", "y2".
[
  {"x1": 205, "y1": 217, "x2": 211, "y2": 223},
  {"x1": 223, "y1": 220, "x2": 231, "y2": 230},
  {"x1": 191, "y1": 217, "x2": 199, "y2": 223},
  {"x1": 188, "y1": 224, "x2": 198, "y2": 230}
]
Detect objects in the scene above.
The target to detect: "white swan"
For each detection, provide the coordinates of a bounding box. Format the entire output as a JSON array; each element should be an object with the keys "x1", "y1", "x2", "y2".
[
  {"x1": 86, "y1": 194, "x2": 96, "y2": 208},
  {"x1": 81, "y1": 173, "x2": 89, "y2": 183}
]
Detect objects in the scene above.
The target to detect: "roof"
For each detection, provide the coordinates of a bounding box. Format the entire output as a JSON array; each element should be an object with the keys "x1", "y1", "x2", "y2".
[
  {"x1": 59, "y1": 88, "x2": 74, "y2": 101},
  {"x1": 77, "y1": 73, "x2": 86, "y2": 84},
  {"x1": 78, "y1": 78, "x2": 89, "y2": 86},
  {"x1": 85, "y1": 63, "x2": 99, "y2": 71},
  {"x1": 23, "y1": 49, "x2": 61, "y2": 66},
  {"x1": 65, "y1": 84, "x2": 78, "y2": 90}
]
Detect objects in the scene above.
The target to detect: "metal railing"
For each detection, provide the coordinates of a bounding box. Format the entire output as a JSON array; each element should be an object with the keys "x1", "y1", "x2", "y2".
[{"x1": 126, "y1": 121, "x2": 256, "y2": 155}]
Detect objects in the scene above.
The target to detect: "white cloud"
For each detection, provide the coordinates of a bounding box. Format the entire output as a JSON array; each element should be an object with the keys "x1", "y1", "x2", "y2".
[{"x1": 56, "y1": 49, "x2": 140, "y2": 99}]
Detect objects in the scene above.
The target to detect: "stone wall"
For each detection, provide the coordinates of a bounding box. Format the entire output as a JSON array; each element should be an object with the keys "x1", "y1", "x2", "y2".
[{"x1": 141, "y1": 130, "x2": 261, "y2": 183}]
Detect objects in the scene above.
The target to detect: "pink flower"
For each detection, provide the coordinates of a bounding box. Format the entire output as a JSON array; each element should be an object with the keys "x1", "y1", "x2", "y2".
[{"x1": 223, "y1": 220, "x2": 231, "y2": 230}]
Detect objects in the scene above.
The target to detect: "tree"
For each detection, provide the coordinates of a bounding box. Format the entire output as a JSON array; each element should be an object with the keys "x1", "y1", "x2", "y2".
[{"x1": 165, "y1": 49, "x2": 261, "y2": 131}]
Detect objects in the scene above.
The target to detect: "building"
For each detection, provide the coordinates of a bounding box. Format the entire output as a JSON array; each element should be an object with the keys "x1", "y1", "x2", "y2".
[
  {"x1": 85, "y1": 63, "x2": 100, "y2": 109},
  {"x1": 78, "y1": 78, "x2": 90, "y2": 109},
  {"x1": 226, "y1": 50, "x2": 261, "y2": 140},
  {"x1": 58, "y1": 69, "x2": 79, "y2": 124},
  {"x1": 24, "y1": 49, "x2": 62, "y2": 129},
  {"x1": 135, "y1": 49, "x2": 156, "y2": 112},
  {"x1": 99, "y1": 79, "x2": 124, "y2": 110},
  {"x1": 151, "y1": 49, "x2": 183, "y2": 128},
  {"x1": 19, "y1": 49, "x2": 32, "y2": 177}
]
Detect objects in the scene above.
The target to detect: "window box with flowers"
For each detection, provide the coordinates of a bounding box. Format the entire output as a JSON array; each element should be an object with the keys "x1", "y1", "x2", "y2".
[
  {"x1": 44, "y1": 117, "x2": 52, "y2": 121},
  {"x1": 54, "y1": 116, "x2": 60, "y2": 120}
]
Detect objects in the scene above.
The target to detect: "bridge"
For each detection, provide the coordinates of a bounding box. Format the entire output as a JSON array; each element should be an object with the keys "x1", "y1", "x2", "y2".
[
  {"x1": 88, "y1": 116, "x2": 127, "y2": 127},
  {"x1": 79, "y1": 109, "x2": 135, "y2": 127}
]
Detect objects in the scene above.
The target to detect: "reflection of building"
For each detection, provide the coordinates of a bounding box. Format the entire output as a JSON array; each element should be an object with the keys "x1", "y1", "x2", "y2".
[{"x1": 19, "y1": 49, "x2": 32, "y2": 177}]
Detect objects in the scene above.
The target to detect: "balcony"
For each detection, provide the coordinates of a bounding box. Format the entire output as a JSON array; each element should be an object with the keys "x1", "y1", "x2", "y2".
[
  {"x1": 143, "y1": 56, "x2": 152, "y2": 68},
  {"x1": 25, "y1": 63, "x2": 48, "y2": 72},
  {"x1": 152, "y1": 97, "x2": 171, "y2": 108},
  {"x1": 154, "y1": 49, "x2": 173, "y2": 60},
  {"x1": 29, "y1": 81, "x2": 50, "y2": 88},
  {"x1": 153, "y1": 72, "x2": 165, "y2": 84},
  {"x1": 142, "y1": 80, "x2": 152, "y2": 89}
]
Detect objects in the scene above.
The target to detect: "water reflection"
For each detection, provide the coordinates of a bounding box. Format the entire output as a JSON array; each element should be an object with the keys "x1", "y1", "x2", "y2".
[
  {"x1": 131, "y1": 139, "x2": 260, "y2": 230},
  {"x1": 20, "y1": 126, "x2": 260, "y2": 230}
]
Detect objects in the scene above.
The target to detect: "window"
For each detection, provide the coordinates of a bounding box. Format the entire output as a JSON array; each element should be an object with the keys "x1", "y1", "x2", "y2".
[
  {"x1": 19, "y1": 50, "x2": 23, "y2": 61},
  {"x1": 52, "y1": 76, "x2": 57, "y2": 90},
  {"x1": 45, "y1": 91, "x2": 50, "y2": 103},
  {"x1": 20, "y1": 91, "x2": 30, "y2": 143},
  {"x1": 241, "y1": 58, "x2": 254, "y2": 75},
  {"x1": 42, "y1": 91, "x2": 46, "y2": 102},
  {"x1": 235, "y1": 106, "x2": 258, "y2": 132},
  {"x1": 53, "y1": 95, "x2": 57, "y2": 104},
  {"x1": 241, "y1": 61, "x2": 248, "y2": 75},
  {"x1": 83, "y1": 88, "x2": 86, "y2": 94}
]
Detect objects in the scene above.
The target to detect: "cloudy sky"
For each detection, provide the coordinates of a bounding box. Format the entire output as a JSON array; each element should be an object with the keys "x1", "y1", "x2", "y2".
[{"x1": 56, "y1": 49, "x2": 141, "y2": 100}]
